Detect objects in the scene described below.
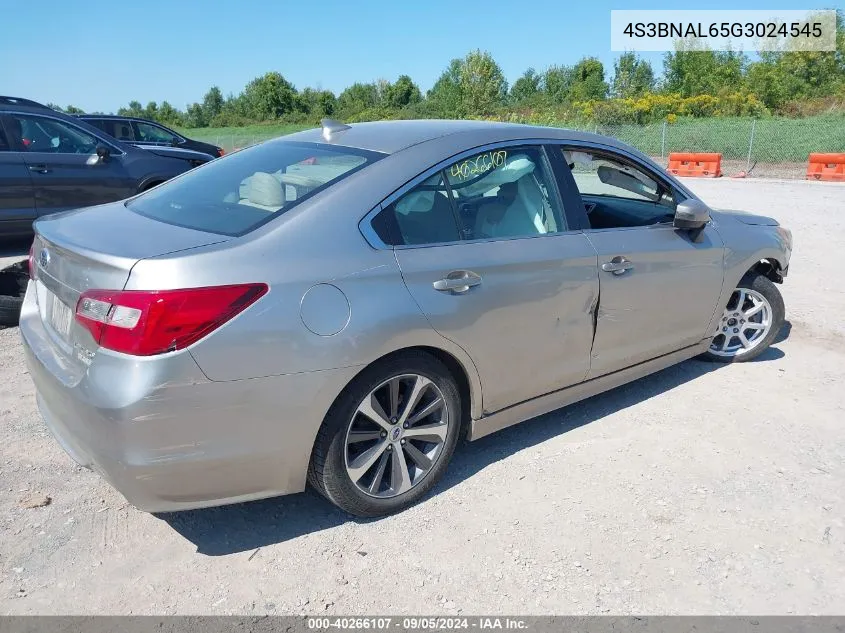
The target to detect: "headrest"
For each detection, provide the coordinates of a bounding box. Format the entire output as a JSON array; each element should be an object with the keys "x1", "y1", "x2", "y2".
[
  {"x1": 246, "y1": 172, "x2": 284, "y2": 208},
  {"x1": 458, "y1": 154, "x2": 535, "y2": 197},
  {"x1": 395, "y1": 190, "x2": 435, "y2": 216}
]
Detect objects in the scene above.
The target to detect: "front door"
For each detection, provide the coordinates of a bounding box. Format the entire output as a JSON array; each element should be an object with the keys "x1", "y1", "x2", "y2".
[
  {"x1": 553, "y1": 145, "x2": 725, "y2": 378},
  {"x1": 373, "y1": 145, "x2": 599, "y2": 414},
  {"x1": 0, "y1": 116, "x2": 36, "y2": 236},
  {"x1": 8, "y1": 112, "x2": 135, "y2": 217}
]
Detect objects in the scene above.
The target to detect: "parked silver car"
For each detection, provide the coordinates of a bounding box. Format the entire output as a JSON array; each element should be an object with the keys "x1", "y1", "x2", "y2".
[{"x1": 20, "y1": 120, "x2": 792, "y2": 517}]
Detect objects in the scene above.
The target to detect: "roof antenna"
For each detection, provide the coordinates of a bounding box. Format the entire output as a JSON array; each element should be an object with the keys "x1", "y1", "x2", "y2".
[{"x1": 321, "y1": 118, "x2": 351, "y2": 141}]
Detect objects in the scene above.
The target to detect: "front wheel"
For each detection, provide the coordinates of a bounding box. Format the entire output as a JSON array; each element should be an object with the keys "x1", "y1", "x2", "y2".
[
  {"x1": 702, "y1": 273, "x2": 785, "y2": 363},
  {"x1": 308, "y1": 351, "x2": 462, "y2": 517}
]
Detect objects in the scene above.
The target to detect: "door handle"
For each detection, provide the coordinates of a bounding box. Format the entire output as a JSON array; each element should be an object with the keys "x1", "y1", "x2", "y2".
[
  {"x1": 433, "y1": 270, "x2": 482, "y2": 293},
  {"x1": 28, "y1": 164, "x2": 51, "y2": 174},
  {"x1": 601, "y1": 257, "x2": 634, "y2": 275}
]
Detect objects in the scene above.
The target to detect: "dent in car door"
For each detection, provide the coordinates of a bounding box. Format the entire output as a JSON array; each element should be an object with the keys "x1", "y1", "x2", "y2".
[{"x1": 584, "y1": 225, "x2": 725, "y2": 377}]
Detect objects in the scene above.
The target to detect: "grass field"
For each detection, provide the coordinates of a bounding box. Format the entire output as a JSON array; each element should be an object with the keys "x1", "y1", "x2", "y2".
[
  {"x1": 179, "y1": 115, "x2": 845, "y2": 168},
  {"x1": 177, "y1": 123, "x2": 310, "y2": 151}
]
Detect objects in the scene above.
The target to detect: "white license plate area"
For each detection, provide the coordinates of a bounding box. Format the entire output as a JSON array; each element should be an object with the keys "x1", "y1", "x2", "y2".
[{"x1": 40, "y1": 283, "x2": 74, "y2": 339}]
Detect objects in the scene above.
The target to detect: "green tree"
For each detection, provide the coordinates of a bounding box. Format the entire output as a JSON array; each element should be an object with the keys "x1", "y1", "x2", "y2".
[
  {"x1": 460, "y1": 50, "x2": 507, "y2": 115},
  {"x1": 611, "y1": 53, "x2": 655, "y2": 98},
  {"x1": 118, "y1": 100, "x2": 145, "y2": 118},
  {"x1": 570, "y1": 57, "x2": 608, "y2": 101},
  {"x1": 542, "y1": 65, "x2": 573, "y2": 103},
  {"x1": 510, "y1": 68, "x2": 541, "y2": 103},
  {"x1": 144, "y1": 101, "x2": 158, "y2": 121},
  {"x1": 663, "y1": 46, "x2": 746, "y2": 96},
  {"x1": 202, "y1": 86, "x2": 224, "y2": 122},
  {"x1": 183, "y1": 102, "x2": 208, "y2": 128},
  {"x1": 157, "y1": 101, "x2": 182, "y2": 126},
  {"x1": 384, "y1": 75, "x2": 422, "y2": 109},
  {"x1": 241, "y1": 72, "x2": 297, "y2": 120},
  {"x1": 336, "y1": 82, "x2": 380, "y2": 116},
  {"x1": 297, "y1": 87, "x2": 337, "y2": 118},
  {"x1": 427, "y1": 58, "x2": 464, "y2": 116}
]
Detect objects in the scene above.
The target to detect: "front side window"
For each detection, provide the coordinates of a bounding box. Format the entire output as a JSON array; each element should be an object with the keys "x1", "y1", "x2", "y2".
[
  {"x1": 373, "y1": 145, "x2": 565, "y2": 246},
  {"x1": 128, "y1": 141, "x2": 380, "y2": 236},
  {"x1": 4, "y1": 114, "x2": 99, "y2": 154},
  {"x1": 135, "y1": 121, "x2": 177, "y2": 144},
  {"x1": 562, "y1": 148, "x2": 677, "y2": 229}
]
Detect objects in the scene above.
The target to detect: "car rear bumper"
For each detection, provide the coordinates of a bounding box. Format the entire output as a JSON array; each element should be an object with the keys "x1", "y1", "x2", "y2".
[{"x1": 19, "y1": 284, "x2": 360, "y2": 512}]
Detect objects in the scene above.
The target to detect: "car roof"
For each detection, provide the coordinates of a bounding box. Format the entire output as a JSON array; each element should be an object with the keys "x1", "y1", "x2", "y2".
[
  {"x1": 281, "y1": 119, "x2": 629, "y2": 155},
  {"x1": 77, "y1": 114, "x2": 136, "y2": 120}
]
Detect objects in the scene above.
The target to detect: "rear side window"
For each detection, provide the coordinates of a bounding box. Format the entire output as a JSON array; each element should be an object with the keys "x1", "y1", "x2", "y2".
[{"x1": 127, "y1": 141, "x2": 382, "y2": 236}]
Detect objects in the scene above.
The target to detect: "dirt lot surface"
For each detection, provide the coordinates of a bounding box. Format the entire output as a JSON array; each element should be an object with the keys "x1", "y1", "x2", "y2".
[{"x1": 1, "y1": 179, "x2": 843, "y2": 615}]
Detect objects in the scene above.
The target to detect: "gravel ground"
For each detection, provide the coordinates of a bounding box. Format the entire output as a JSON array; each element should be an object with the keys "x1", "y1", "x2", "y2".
[{"x1": 1, "y1": 179, "x2": 843, "y2": 615}]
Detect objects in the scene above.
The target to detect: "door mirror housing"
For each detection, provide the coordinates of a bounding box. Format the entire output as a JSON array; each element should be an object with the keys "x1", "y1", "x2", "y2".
[
  {"x1": 95, "y1": 145, "x2": 111, "y2": 163},
  {"x1": 674, "y1": 199, "x2": 711, "y2": 230}
]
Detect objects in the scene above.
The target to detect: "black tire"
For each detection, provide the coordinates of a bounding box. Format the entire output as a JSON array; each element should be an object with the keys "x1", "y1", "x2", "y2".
[
  {"x1": 0, "y1": 262, "x2": 28, "y2": 327},
  {"x1": 308, "y1": 350, "x2": 462, "y2": 517},
  {"x1": 701, "y1": 273, "x2": 785, "y2": 363},
  {"x1": 0, "y1": 295, "x2": 23, "y2": 327}
]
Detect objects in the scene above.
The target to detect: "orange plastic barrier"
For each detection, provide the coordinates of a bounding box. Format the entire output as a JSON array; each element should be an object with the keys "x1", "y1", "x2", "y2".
[
  {"x1": 667, "y1": 152, "x2": 722, "y2": 178},
  {"x1": 806, "y1": 153, "x2": 845, "y2": 182}
]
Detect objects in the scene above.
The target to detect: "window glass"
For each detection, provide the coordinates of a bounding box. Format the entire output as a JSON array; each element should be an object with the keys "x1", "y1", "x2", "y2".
[
  {"x1": 127, "y1": 141, "x2": 379, "y2": 236},
  {"x1": 444, "y1": 146, "x2": 564, "y2": 240},
  {"x1": 97, "y1": 119, "x2": 135, "y2": 141},
  {"x1": 0, "y1": 119, "x2": 10, "y2": 151},
  {"x1": 5, "y1": 114, "x2": 99, "y2": 154},
  {"x1": 136, "y1": 121, "x2": 177, "y2": 144},
  {"x1": 561, "y1": 148, "x2": 677, "y2": 229},
  {"x1": 375, "y1": 173, "x2": 461, "y2": 246}
]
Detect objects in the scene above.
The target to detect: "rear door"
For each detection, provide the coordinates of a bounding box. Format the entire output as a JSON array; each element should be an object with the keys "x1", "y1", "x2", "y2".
[
  {"x1": 552, "y1": 144, "x2": 725, "y2": 378},
  {"x1": 0, "y1": 116, "x2": 36, "y2": 236},
  {"x1": 370, "y1": 143, "x2": 599, "y2": 414},
  {"x1": 8, "y1": 112, "x2": 136, "y2": 216}
]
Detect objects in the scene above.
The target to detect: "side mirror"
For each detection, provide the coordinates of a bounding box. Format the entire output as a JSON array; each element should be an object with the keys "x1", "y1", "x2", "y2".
[
  {"x1": 96, "y1": 145, "x2": 111, "y2": 163},
  {"x1": 674, "y1": 199, "x2": 711, "y2": 230}
]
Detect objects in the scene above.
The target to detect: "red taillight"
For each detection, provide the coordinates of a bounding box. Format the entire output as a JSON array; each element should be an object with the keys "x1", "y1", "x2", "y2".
[
  {"x1": 28, "y1": 242, "x2": 36, "y2": 280},
  {"x1": 217, "y1": 148, "x2": 225, "y2": 157},
  {"x1": 75, "y1": 284, "x2": 268, "y2": 356}
]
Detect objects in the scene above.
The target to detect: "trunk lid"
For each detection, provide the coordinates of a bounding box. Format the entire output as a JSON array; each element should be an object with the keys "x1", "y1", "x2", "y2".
[{"x1": 31, "y1": 201, "x2": 229, "y2": 365}]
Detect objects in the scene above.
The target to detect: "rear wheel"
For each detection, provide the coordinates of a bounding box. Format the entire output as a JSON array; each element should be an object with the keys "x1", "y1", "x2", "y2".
[
  {"x1": 0, "y1": 261, "x2": 28, "y2": 327},
  {"x1": 308, "y1": 351, "x2": 461, "y2": 517},
  {"x1": 703, "y1": 273, "x2": 784, "y2": 363}
]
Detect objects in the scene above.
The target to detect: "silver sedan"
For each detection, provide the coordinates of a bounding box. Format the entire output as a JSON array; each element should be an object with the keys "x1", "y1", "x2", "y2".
[{"x1": 20, "y1": 119, "x2": 792, "y2": 517}]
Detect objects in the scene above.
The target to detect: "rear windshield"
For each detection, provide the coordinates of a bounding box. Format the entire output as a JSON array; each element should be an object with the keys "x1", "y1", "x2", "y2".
[{"x1": 127, "y1": 141, "x2": 382, "y2": 236}]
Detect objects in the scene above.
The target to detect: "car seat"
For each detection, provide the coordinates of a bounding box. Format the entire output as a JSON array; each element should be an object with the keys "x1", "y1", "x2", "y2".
[
  {"x1": 394, "y1": 189, "x2": 460, "y2": 245},
  {"x1": 117, "y1": 124, "x2": 133, "y2": 141},
  {"x1": 473, "y1": 156, "x2": 553, "y2": 238},
  {"x1": 237, "y1": 172, "x2": 285, "y2": 212}
]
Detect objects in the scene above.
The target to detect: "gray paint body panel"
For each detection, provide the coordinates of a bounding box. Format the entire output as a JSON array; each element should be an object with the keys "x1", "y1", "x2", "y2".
[{"x1": 20, "y1": 120, "x2": 792, "y2": 511}]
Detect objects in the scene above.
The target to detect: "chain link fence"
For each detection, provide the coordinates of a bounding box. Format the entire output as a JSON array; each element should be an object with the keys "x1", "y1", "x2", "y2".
[
  {"x1": 200, "y1": 117, "x2": 844, "y2": 179},
  {"x1": 595, "y1": 117, "x2": 844, "y2": 179}
]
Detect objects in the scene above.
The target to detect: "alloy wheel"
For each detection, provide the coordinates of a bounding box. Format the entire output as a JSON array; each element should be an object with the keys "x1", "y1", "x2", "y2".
[
  {"x1": 709, "y1": 287, "x2": 773, "y2": 358},
  {"x1": 344, "y1": 374, "x2": 450, "y2": 498}
]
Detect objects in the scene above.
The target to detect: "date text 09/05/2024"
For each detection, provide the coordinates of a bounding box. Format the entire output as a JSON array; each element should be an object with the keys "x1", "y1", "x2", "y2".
[{"x1": 307, "y1": 617, "x2": 529, "y2": 630}]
